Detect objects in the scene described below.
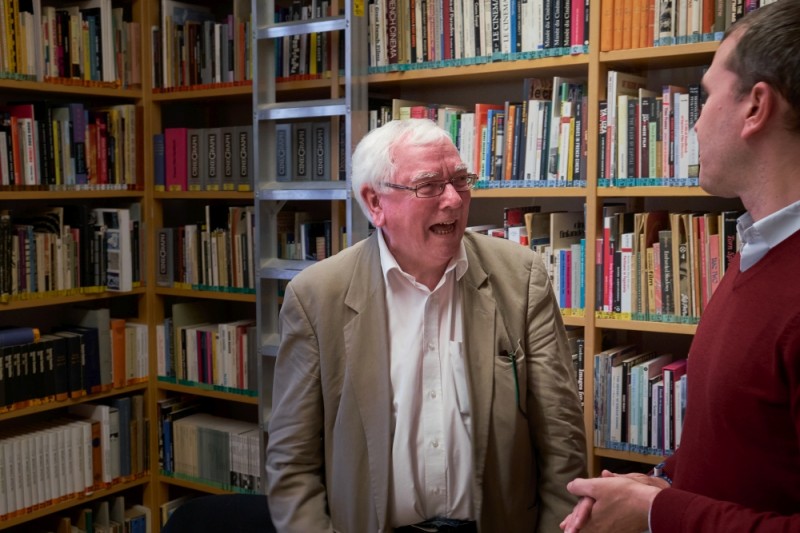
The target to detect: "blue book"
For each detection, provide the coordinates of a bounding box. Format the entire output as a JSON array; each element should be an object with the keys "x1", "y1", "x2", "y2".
[
  {"x1": 110, "y1": 396, "x2": 132, "y2": 477},
  {"x1": 153, "y1": 133, "x2": 166, "y2": 190},
  {"x1": 0, "y1": 326, "x2": 39, "y2": 347}
]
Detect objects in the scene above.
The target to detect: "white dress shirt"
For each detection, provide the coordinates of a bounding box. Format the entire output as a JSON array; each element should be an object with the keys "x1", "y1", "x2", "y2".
[
  {"x1": 737, "y1": 199, "x2": 800, "y2": 271},
  {"x1": 377, "y1": 229, "x2": 475, "y2": 527}
]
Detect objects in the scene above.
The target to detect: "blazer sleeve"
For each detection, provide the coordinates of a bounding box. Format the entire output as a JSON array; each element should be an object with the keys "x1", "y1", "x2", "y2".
[
  {"x1": 524, "y1": 255, "x2": 588, "y2": 532},
  {"x1": 265, "y1": 282, "x2": 335, "y2": 533}
]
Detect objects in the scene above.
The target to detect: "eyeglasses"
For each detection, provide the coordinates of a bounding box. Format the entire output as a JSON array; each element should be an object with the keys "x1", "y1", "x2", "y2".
[{"x1": 384, "y1": 174, "x2": 478, "y2": 198}]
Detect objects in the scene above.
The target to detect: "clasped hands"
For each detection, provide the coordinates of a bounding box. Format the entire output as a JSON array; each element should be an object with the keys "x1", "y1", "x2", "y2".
[{"x1": 559, "y1": 470, "x2": 671, "y2": 533}]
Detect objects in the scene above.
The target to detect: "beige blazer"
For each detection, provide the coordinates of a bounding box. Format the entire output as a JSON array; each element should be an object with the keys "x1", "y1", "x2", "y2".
[{"x1": 266, "y1": 232, "x2": 586, "y2": 533}]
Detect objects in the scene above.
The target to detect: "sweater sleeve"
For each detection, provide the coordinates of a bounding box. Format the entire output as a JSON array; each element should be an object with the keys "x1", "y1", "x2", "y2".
[{"x1": 651, "y1": 487, "x2": 800, "y2": 532}]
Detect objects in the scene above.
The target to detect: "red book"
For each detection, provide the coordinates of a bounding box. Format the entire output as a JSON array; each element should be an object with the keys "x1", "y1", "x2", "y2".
[
  {"x1": 662, "y1": 358, "x2": 688, "y2": 450},
  {"x1": 110, "y1": 318, "x2": 127, "y2": 388},
  {"x1": 473, "y1": 103, "x2": 504, "y2": 179},
  {"x1": 164, "y1": 127, "x2": 188, "y2": 191}
]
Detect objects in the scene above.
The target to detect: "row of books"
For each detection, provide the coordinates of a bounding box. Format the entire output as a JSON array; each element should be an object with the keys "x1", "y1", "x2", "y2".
[
  {"x1": 0, "y1": 101, "x2": 138, "y2": 189},
  {"x1": 468, "y1": 207, "x2": 587, "y2": 312},
  {"x1": 275, "y1": 121, "x2": 333, "y2": 182},
  {"x1": 275, "y1": 210, "x2": 335, "y2": 262},
  {"x1": 600, "y1": 0, "x2": 773, "y2": 52},
  {"x1": 601, "y1": 71, "x2": 704, "y2": 184},
  {"x1": 155, "y1": 0, "x2": 252, "y2": 89},
  {"x1": 156, "y1": 205, "x2": 255, "y2": 292},
  {"x1": 0, "y1": 393, "x2": 148, "y2": 520},
  {"x1": 40, "y1": 492, "x2": 150, "y2": 533},
  {"x1": 0, "y1": 311, "x2": 148, "y2": 411},
  {"x1": 368, "y1": 0, "x2": 590, "y2": 70},
  {"x1": 0, "y1": 204, "x2": 143, "y2": 301},
  {"x1": 158, "y1": 398, "x2": 261, "y2": 493},
  {"x1": 0, "y1": 0, "x2": 141, "y2": 87},
  {"x1": 374, "y1": 76, "x2": 589, "y2": 186},
  {"x1": 158, "y1": 302, "x2": 257, "y2": 393},
  {"x1": 594, "y1": 345, "x2": 688, "y2": 454},
  {"x1": 275, "y1": 0, "x2": 338, "y2": 81},
  {"x1": 155, "y1": 125, "x2": 253, "y2": 192},
  {"x1": 595, "y1": 207, "x2": 742, "y2": 322}
]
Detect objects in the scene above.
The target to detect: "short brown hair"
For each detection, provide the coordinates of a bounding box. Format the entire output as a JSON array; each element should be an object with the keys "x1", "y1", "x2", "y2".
[{"x1": 724, "y1": 0, "x2": 800, "y2": 132}]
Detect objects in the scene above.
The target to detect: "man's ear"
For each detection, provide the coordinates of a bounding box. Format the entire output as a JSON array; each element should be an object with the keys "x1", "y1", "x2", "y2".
[
  {"x1": 362, "y1": 186, "x2": 385, "y2": 227},
  {"x1": 742, "y1": 81, "x2": 776, "y2": 139}
]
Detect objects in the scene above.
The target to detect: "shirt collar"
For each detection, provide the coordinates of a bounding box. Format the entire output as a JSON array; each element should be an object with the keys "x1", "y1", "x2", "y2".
[
  {"x1": 737, "y1": 199, "x2": 800, "y2": 271},
  {"x1": 377, "y1": 228, "x2": 469, "y2": 288}
]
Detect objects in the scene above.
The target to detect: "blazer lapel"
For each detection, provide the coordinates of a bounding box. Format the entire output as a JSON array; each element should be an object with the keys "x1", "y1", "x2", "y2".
[
  {"x1": 461, "y1": 241, "x2": 496, "y2": 520},
  {"x1": 343, "y1": 235, "x2": 392, "y2": 530}
]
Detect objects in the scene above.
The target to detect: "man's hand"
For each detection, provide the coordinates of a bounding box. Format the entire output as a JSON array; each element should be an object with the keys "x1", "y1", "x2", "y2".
[{"x1": 560, "y1": 470, "x2": 668, "y2": 533}]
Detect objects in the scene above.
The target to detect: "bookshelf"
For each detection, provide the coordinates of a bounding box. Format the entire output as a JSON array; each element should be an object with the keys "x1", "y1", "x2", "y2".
[
  {"x1": 251, "y1": 0, "x2": 369, "y2": 477},
  {"x1": 339, "y1": 1, "x2": 743, "y2": 480},
  {"x1": 0, "y1": 0, "x2": 754, "y2": 530},
  {"x1": 144, "y1": 0, "x2": 262, "y2": 525},
  {"x1": 0, "y1": 0, "x2": 153, "y2": 528}
]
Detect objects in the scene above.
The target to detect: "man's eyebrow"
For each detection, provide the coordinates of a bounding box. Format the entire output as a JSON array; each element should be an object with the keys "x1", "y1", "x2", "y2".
[
  {"x1": 411, "y1": 165, "x2": 469, "y2": 182},
  {"x1": 411, "y1": 171, "x2": 441, "y2": 183}
]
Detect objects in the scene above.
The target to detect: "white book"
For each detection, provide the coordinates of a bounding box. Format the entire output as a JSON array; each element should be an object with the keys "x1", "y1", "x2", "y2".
[
  {"x1": 675, "y1": 373, "x2": 688, "y2": 447},
  {"x1": 0, "y1": 440, "x2": 8, "y2": 517},
  {"x1": 92, "y1": 207, "x2": 133, "y2": 291},
  {"x1": 607, "y1": 71, "x2": 648, "y2": 180},
  {"x1": 53, "y1": 425, "x2": 68, "y2": 500},
  {"x1": 161, "y1": 0, "x2": 213, "y2": 87},
  {"x1": 459, "y1": 113, "x2": 475, "y2": 173},
  {"x1": 617, "y1": 95, "x2": 631, "y2": 180},
  {"x1": 629, "y1": 353, "x2": 672, "y2": 445},
  {"x1": 651, "y1": 379, "x2": 664, "y2": 448},
  {"x1": 620, "y1": 232, "x2": 634, "y2": 314},
  {"x1": 10, "y1": 436, "x2": 26, "y2": 513},
  {"x1": 549, "y1": 77, "x2": 586, "y2": 181},
  {"x1": 67, "y1": 421, "x2": 85, "y2": 495},
  {"x1": 68, "y1": 403, "x2": 113, "y2": 484},
  {"x1": 462, "y1": 0, "x2": 475, "y2": 58},
  {"x1": 41, "y1": 427, "x2": 59, "y2": 503},
  {"x1": 609, "y1": 363, "x2": 624, "y2": 442},
  {"x1": 570, "y1": 242, "x2": 582, "y2": 309}
]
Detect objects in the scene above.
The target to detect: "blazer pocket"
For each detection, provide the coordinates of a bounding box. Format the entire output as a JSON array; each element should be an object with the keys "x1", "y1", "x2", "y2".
[{"x1": 496, "y1": 341, "x2": 528, "y2": 417}]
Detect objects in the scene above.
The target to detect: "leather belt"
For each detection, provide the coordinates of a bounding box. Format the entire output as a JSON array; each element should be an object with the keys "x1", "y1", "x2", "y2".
[{"x1": 395, "y1": 518, "x2": 477, "y2": 532}]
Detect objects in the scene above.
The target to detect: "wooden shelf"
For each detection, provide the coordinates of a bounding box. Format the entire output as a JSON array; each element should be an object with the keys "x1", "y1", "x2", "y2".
[
  {"x1": 599, "y1": 41, "x2": 719, "y2": 70},
  {"x1": 368, "y1": 54, "x2": 590, "y2": 89},
  {"x1": 595, "y1": 318, "x2": 698, "y2": 335},
  {"x1": 0, "y1": 383, "x2": 148, "y2": 422},
  {"x1": 154, "y1": 191, "x2": 254, "y2": 201},
  {"x1": 597, "y1": 186, "x2": 711, "y2": 197},
  {"x1": 0, "y1": 287, "x2": 146, "y2": 310},
  {"x1": 594, "y1": 447, "x2": 664, "y2": 466},
  {"x1": 0, "y1": 78, "x2": 143, "y2": 98},
  {"x1": 157, "y1": 380, "x2": 259, "y2": 405},
  {"x1": 154, "y1": 287, "x2": 256, "y2": 303},
  {"x1": 472, "y1": 187, "x2": 587, "y2": 199},
  {"x1": 0, "y1": 476, "x2": 149, "y2": 530}
]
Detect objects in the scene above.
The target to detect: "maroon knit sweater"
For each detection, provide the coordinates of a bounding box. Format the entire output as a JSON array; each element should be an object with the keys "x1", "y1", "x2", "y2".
[{"x1": 651, "y1": 230, "x2": 800, "y2": 531}]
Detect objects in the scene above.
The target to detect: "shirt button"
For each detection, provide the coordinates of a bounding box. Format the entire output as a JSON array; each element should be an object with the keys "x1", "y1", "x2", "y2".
[
  {"x1": 430, "y1": 391, "x2": 437, "y2": 399},
  {"x1": 432, "y1": 439, "x2": 439, "y2": 448},
  {"x1": 428, "y1": 343, "x2": 435, "y2": 351}
]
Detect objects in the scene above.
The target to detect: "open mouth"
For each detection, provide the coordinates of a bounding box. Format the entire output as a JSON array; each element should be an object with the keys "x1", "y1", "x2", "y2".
[{"x1": 431, "y1": 221, "x2": 456, "y2": 234}]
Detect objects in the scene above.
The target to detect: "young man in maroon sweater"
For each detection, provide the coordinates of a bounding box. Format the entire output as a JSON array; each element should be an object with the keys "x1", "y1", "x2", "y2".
[{"x1": 560, "y1": 1, "x2": 800, "y2": 531}]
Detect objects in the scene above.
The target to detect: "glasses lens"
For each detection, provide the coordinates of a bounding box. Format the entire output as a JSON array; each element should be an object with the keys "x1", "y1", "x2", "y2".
[
  {"x1": 452, "y1": 176, "x2": 470, "y2": 190},
  {"x1": 416, "y1": 183, "x2": 440, "y2": 198}
]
